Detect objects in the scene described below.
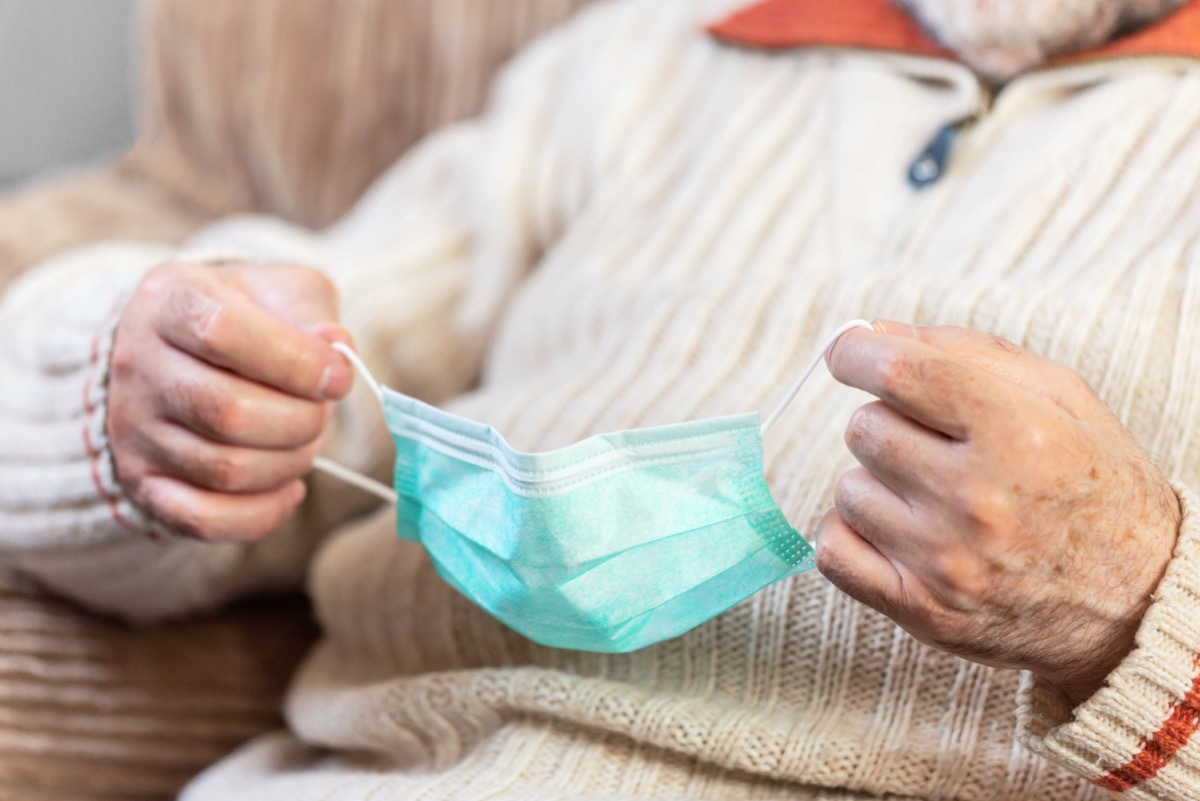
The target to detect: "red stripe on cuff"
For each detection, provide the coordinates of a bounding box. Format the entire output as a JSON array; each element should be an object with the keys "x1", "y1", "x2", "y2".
[{"x1": 1097, "y1": 661, "x2": 1200, "y2": 792}]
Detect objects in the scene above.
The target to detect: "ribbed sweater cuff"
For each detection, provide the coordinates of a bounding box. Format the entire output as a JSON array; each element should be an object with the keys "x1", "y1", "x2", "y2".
[
  {"x1": 80, "y1": 248, "x2": 251, "y2": 543},
  {"x1": 0, "y1": 245, "x2": 239, "y2": 553},
  {"x1": 79, "y1": 301, "x2": 175, "y2": 543},
  {"x1": 1016, "y1": 482, "x2": 1200, "y2": 799}
]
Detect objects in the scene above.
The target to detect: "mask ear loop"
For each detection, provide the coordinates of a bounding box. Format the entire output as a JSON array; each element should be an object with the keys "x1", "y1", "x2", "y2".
[
  {"x1": 760, "y1": 319, "x2": 875, "y2": 435},
  {"x1": 310, "y1": 342, "x2": 399, "y2": 505}
]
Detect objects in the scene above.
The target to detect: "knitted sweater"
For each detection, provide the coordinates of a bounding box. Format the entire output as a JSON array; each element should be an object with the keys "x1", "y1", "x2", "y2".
[{"x1": 3, "y1": 0, "x2": 1200, "y2": 798}]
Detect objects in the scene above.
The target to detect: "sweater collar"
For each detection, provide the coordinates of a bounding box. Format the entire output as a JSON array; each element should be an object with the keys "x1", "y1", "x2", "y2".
[{"x1": 707, "y1": 0, "x2": 1200, "y2": 69}]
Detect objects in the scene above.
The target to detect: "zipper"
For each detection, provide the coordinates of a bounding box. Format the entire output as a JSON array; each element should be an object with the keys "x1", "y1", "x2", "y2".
[
  {"x1": 903, "y1": 54, "x2": 1187, "y2": 189},
  {"x1": 907, "y1": 78, "x2": 995, "y2": 190}
]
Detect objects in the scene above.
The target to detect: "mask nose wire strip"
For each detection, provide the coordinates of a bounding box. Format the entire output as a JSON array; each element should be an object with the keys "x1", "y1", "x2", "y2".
[
  {"x1": 759, "y1": 319, "x2": 876, "y2": 435},
  {"x1": 310, "y1": 342, "x2": 398, "y2": 505},
  {"x1": 309, "y1": 322, "x2": 874, "y2": 501}
]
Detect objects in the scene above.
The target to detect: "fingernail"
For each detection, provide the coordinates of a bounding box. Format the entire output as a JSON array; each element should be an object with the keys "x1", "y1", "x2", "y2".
[{"x1": 319, "y1": 360, "x2": 354, "y2": 401}]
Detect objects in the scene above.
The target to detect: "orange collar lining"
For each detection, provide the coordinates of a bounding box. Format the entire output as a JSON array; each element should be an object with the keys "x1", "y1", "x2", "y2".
[{"x1": 708, "y1": 0, "x2": 1200, "y2": 67}]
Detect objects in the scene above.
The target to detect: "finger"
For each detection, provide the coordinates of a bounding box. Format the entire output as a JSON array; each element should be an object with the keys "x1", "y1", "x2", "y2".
[
  {"x1": 232, "y1": 263, "x2": 341, "y2": 329},
  {"x1": 814, "y1": 509, "x2": 906, "y2": 620},
  {"x1": 156, "y1": 349, "x2": 331, "y2": 449},
  {"x1": 308, "y1": 322, "x2": 355, "y2": 350},
  {"x1": 878, "y1": 320, "x2": 1049, "y2": 382},
  {"x1": 154, "y1": 275, "x2": 351, "y2": 401},
  {"x1": 138, "y1": 422, "x2": 325, "y2": 494},
  {"x1": 876, "y1": 320, "x2": 1022, "y2": 357},
  {"x1": 844, "y1": 400, "x2": 954, "y2": 501},
  {"x1": 872, "y1": 320, "x2": 1096, "y2": 415},
  {"x1": 825, "y1": 327, "x2": 1001, "y2": 440},
  {"x1": 833, "y1": 466, "x2": 927, "y2": 562},
  {"x1": 136, "y1": 476, "x2": 306, "y2": 543},
  {"x1": 308, "y1": 322, "x2": 358, "y2": 376}
]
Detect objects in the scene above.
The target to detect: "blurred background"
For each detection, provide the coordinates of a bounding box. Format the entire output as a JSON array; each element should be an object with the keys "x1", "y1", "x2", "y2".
[{"x1": 0, "y1": 0, "x2": 137, "y2": 189}]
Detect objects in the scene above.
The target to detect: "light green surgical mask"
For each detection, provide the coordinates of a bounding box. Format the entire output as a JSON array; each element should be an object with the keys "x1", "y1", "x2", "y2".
[{"x1": 315, "y1": 320, "x2": 872, "y2": 653}]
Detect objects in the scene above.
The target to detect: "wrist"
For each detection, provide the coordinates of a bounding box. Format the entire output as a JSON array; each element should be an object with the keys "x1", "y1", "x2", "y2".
[
  {"x1": 1016, "y1": 483, "x2": 1200, "y2": 792},
  {"x1": 1039, "y1": 486, "x2": 1182, "y2": 707}
]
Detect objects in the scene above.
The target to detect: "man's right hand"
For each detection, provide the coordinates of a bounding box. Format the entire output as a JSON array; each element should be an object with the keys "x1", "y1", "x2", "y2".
[{"x1": 107, "y1": 261, "x2": 354, "y2": 542}]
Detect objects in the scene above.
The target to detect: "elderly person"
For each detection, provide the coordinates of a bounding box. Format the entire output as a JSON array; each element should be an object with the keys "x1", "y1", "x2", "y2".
[{"x1": 2, "y1": 0, "x2": 1199, "y2": 798}]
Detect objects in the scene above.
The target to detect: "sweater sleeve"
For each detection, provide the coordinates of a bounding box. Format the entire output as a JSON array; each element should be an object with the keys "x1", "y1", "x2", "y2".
[
  {"x1": 1016, "y1": 483, "x2": 1200, "y2": 799},
  {"x1": 0, "y1": 23, "x2": 576, "y2": 623}
]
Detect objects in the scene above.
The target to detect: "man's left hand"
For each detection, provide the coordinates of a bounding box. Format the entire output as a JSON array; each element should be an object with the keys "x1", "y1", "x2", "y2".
[{"x1": 817, "y1": 321, "x2": 1181, "y2": 706}]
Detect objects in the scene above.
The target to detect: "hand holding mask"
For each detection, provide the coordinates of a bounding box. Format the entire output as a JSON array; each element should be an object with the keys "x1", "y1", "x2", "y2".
[{"x1": 817, "y1": 322, "x2": 1182, "y2": 705}]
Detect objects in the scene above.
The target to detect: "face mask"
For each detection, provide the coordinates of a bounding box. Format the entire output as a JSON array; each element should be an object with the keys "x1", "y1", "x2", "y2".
[{"x1": 314, "y1": 320, "x2": 873, "y2": 653}]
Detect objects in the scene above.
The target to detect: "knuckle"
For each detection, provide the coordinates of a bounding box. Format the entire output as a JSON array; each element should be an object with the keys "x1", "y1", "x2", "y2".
[
  {"x1": 108, "y1": 336, "x2": 138, "y2": 384},
  {"x1": 952, "y1": 483, "x2": 1012, "y2": 534},
  {"x1": 194, "y1": 304, "x2": 231, "y2": 354},
  {"x1": 830, "y1": 470, "x2": 859, "y2": 520},
  {"x1": 814, "y1": 536, "x2": 841, "y2": 579},
  {"x1": 813, "y1": 512, "x2": 843, "y2": 578},
  {"x1": 166, "y1": 281, "x2": 229, "y2": 355},
  {"x1": 831, "y1": 468, "x2": 886, "y2": 542},
  {"x1": 843, "y1": 407, "x2": 870, "y2": 452},
  {"x1": 811, "y1": 532, "x2": 849, "y2": 582},
  {"x1": 112, "y1": 453, "x2": 149, "y2": 496},
  {"x1": 210, "y1": 395, "x2": 256, "y2": 439},
  {"x1": 927, "y1": 551, "x2": 972, "y2": 595},
  {"x1": 205, "y1": 451, "x2": 252, "y2": 492},
  {"x1": 844, "y1": 404, "x2": 886, "y2": 457},
  {"x1": 185, "y1": 386, "x2": 255, "y2": 439},
  {"x1": 833, "y1": 470, "x2": 862, "y2": 514}
]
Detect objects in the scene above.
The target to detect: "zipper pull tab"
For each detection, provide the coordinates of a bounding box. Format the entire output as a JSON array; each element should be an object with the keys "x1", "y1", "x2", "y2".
[{"x1": 907, "y1": 116, "x2": 974, "y2": 190}]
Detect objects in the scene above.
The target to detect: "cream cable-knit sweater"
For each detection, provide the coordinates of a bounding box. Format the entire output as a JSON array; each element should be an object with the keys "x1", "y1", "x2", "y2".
[{"x1": 4, "y1": 1, "x2": 1200, "y2": 798}]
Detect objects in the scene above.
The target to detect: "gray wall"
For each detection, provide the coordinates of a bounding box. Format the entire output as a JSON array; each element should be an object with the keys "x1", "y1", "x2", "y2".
[{"x1": 0, "y1": 0, "x2": 138, "y2": 188}]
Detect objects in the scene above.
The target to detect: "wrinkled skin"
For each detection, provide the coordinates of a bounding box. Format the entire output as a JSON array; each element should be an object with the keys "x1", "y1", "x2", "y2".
[
  {"x1": 816, "y1": 321, "x2": 1181, "y2": 706},
  {"x1": 108, "y1": 261, "x2": 353, "y2": 542}
]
